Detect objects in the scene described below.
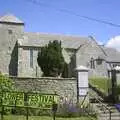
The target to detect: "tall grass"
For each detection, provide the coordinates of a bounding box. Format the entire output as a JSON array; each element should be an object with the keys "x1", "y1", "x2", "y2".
[{"x1": 89, "y1": 76, "x2": 111, "y2": 95}]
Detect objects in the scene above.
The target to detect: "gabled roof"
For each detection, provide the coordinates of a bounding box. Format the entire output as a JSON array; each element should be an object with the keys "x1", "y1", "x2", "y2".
[
  {"x1": 102, "y1": 46, "x2": 120, "y2": 62},
  {"x1": 89, "y1": 36, "x2": 107, "y2": 56},
  {"x1": 0, "y1": 14, "x2": 24, "y2": 24},
  {"x1": 18, "y1": 32, "x2": 89, "y2": 49}
]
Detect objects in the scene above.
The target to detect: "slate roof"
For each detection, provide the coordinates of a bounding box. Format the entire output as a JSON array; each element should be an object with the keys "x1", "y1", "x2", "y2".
[
  {"x1": 17, "y1": 32, "x2": 120, "y2": 62},
  {"x1": 18, "y1": 32, "x2": 89, "y2": 49},
  {"x1": 102, "y1": 46, "x2": 120, "y2": 62},
  {"x1": 0, "y1": 14, "x2": 24, "y2": 24}
]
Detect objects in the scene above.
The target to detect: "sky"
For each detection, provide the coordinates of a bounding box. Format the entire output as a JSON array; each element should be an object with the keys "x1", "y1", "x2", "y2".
[{"x1": 0, "y1": 0, "x2": 120, "y2": 50}]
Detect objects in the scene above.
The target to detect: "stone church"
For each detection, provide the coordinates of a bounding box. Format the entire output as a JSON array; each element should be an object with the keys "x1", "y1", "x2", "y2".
[{"x1": 0, "y1": 14, "x2": 120, "y2": 77}]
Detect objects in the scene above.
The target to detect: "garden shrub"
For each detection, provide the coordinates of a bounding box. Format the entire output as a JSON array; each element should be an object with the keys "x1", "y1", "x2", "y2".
[
  {"x1": 56, "y1": 99, "x2": 96, "y2": 117},
  {"x1": 37, "y1": 40, "x2": 65, "y2": 77},
  {"x1": 0, "y1": 73, "x2": 14, "y2": 91},
  {"x1": 0, "y1": 73, "x2": 15, "y2": 115}
]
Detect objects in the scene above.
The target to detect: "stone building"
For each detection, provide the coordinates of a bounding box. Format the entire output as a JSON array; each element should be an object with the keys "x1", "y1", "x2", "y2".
[{"x1": 0, "y1": 14, "x2": 120, "y2": 77}]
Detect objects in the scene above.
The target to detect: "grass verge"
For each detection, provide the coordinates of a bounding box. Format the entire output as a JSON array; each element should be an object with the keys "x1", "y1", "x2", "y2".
[
  {"x1": 2, "y1": 115, "x2": 97, "y2": 120},
  {"x1": 89, "y1": 76, "x2": 111, "y2": 95}
]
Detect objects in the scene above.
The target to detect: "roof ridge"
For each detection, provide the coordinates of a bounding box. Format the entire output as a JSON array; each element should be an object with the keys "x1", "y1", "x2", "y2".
[{"x1": 24, "y1": 32, "x2": 88, "y2": 38}]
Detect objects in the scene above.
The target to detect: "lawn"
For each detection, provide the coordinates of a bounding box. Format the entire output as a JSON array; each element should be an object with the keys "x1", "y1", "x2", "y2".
[
  {"x1": 2, "y1": 115, "x2": 97, "y2": 120},
  {"x1": 89, "y1": 76, "x2": 111, "y2": 95}
]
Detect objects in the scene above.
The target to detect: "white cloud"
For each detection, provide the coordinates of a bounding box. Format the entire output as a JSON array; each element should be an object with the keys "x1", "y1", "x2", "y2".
[
  {"x1": 97, "y1": 41, "x2": 104, "y2": 45},
  {"x1": 106, "y1": 36, "x2": 120, "y2": 51}
]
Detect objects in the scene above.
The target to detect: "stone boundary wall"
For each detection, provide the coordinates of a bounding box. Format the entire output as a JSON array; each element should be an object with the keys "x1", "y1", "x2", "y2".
[{"x1": 10, "y1": 77, "x2": 77, "y2": 103}]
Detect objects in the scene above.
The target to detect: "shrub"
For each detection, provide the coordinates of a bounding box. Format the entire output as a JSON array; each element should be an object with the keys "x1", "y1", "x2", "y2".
[
  {"x1": 56, "y1": 98, "x2": 95, "y2": 117},
  {"x1": 37, "y1": 40, "x2": 65, "y2": 77},
  {"x1": 0, "y1": 73, "x2": 14, "y2": 91},
  {"x1": 0, "y1": 73, "x2": 15, "y2": 114}
]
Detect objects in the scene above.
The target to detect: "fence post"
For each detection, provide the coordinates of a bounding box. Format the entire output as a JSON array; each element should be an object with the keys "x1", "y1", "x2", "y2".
[
  {"x1": 1, "y1": 91, "x2": 4, "y2": 120},
  {"x1": 26, "y1": 106, "x2": 29, "y2": 120},
  {"x1": 24, "y1": 93, "x2": 29, "y2": 120},
  {"x1": 1, "y1": 106, "x2": 4, "y2": 120},
  {"x1": 52, "y1": 103, "x2": 58, "y2": 120},
  {"x1": 111, "y1": 69, "x2": 117, "y2": 103},
  {"x1": 109, "y1": 110, "x2": 111, "y2": 120}
]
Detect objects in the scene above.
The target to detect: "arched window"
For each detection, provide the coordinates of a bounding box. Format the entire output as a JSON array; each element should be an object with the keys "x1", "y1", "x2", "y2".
[
  {"x1": 96, "y1": 57, "x2": 103, "y2": 65},
  {"x1": 30, "y1": 49, "x2": 33, "y2": 68},
  {"x1": 90, "y1": 57, "x2": 95, "y2": 69}
]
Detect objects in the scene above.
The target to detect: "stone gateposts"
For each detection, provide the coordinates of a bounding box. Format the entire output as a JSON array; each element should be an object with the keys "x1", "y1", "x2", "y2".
[{"x1": 76, "y1": 66, "x2": 89, "y2": 104}]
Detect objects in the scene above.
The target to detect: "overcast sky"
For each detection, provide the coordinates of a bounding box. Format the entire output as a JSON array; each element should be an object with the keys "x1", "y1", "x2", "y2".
[{"x1": 0, "y1": 0, "x2": 120, "y2": 51}]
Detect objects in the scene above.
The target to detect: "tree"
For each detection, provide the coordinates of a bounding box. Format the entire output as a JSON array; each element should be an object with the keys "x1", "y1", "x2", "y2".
[{"x1": 37, "y1": 40, "x2": 65, "y2": 77}]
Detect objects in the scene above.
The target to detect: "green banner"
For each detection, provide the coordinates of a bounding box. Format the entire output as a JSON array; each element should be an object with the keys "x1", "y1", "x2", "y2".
[
  {"x1": 0, "y1": 92, "x2": 58, "y2": 109},
  {"x1": 2, "y1": 92, "x2": 24, "y2": 106},
  {"x1": 27, "y1": 93, "x2": 58, "y2": 108}
]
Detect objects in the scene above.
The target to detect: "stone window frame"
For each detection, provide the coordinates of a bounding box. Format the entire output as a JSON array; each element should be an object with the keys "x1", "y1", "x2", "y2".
[
  {"x1": 96, "y1": 57, "x2": 103, "y2": 65},
  {"x1": 30, "y1": 48, "x2": 33, "y2": 68},
  {"x1": 90, "y1": 57, "x2": 95, "y2": 69},
  {"x1": 8, "y1": 29, "x2": 13, "y2": 34}
]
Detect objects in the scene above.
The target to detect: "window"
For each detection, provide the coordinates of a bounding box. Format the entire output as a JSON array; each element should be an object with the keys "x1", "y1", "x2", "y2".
[
  {"x1": 30, "y1": 49, "x2": 33, "y2": 68},
  {"x1": 113, "y1": 64, "x2": 117, "y2": 67},
  {"x1": 90, "y1": 57, "x2": 95, "y2": 69},
  {"x1": 8, "y1": 29, "x2": 13, "y2": 34},
  {"x1": 96, "y1": 57, "x2": 103, "y2": 65}
]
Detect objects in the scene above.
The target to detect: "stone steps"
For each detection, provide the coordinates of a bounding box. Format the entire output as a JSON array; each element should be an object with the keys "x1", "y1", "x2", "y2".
[
  {"x1": 89, "y1": 88, "x2": 120, "y2": 120},
  {"x1": 96, "y1": 104, "x2": 120, "y2": 120},
  {"x1": 98, "y1": 112, "x2": 120, "y2": 120}
]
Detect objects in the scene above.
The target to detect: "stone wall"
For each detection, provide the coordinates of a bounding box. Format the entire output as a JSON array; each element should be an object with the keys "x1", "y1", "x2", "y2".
[{"x1": 11, "y1": 77, "x2": 77, "y2": 103}]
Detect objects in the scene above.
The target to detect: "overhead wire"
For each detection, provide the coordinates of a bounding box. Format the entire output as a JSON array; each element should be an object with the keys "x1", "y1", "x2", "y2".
[{"x1": 24, "y1": 0, "x2": 120, "y2": 28}]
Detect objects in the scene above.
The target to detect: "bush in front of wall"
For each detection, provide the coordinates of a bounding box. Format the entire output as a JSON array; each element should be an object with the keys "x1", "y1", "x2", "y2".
[{"x1": 37, "y1": 40, "x2": 65, "y2": 77}]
